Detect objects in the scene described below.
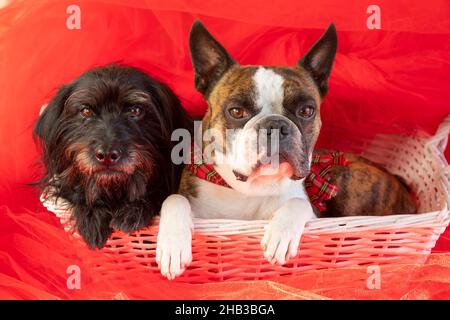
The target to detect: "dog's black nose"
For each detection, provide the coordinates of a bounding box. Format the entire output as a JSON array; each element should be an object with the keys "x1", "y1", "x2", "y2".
[
  {"x1": 261, "y1": 119, "x2": 291, "y2": 139},
  {"x1": 95, "y1": 148, "x2": 121, "y2": 165}
]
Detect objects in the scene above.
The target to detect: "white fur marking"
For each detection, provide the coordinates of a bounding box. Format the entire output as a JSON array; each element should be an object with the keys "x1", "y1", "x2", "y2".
[{"x1": 253, "y1": 67, "x2": 285, "y2": 115}]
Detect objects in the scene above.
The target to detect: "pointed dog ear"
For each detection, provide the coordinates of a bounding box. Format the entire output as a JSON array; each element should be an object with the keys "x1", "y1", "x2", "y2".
[
  {"x1": 298, "y1": 23, "x2": 337, "y2": 97},
  {"x1": 189, "y1": 20, "x2": 236, "y2": 97},
  {"x1": 34, "y1": 83, "x2": 73, "y2": 146}
]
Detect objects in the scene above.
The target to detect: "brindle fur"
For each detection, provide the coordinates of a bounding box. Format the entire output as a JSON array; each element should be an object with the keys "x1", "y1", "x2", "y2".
[
  {"x1": 314, "y1": 151, "x2": 417, "y2": 217},
  {"x1": 179, "y1": 167, "x2": 198, "y2": 199},
  {"x1": 188, "y1": 20, "x2": 417, "y2": 217}
]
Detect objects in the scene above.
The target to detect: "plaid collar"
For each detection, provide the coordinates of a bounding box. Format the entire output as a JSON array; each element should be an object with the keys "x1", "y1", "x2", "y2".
[
  {"x1": 187, "y1": 144, "x2": 348, "y2": 212},
  {"x1": 304, "y1": 151, "x2": 348, "y2": 212}
]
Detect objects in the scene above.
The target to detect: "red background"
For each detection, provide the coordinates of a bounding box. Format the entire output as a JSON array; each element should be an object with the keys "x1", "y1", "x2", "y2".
[{"x1": 0, "y1": 0, "x2": 449, "y2": 299}]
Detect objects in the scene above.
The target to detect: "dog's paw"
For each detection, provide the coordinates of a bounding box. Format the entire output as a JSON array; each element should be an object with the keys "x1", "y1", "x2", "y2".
[
  {"x1": 78, "y1": 221, "x2": 112, "y2": 249},
  {"x1": 73, "y1": 206, "x2": 113, "y2": 249},
  {"x1": 110, "y1": 203, "x2": 152, "y2": 233},
  {"x1": 261, "y1": 198, "x2": 314, "y2": 265},
  {"x1": 110, "y1": 214, "x2": 150, "y2": 233},
  {"x1": 156, "y1": 227, "x2": 192, "y2": 280},
  {"x1": 156, "y1": 195, "x2": 193, "y2": 280}
]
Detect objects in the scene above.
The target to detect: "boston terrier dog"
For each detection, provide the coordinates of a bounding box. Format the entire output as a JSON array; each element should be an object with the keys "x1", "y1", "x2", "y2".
[{"x1": 156, "y1": 21, "x2": 416, "y2": 279}]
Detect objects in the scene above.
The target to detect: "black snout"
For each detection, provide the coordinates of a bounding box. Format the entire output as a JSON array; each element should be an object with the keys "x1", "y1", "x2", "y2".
[
  {"x1": 259, "y1": 119, "x2": 291, "y2": 139},
  {"x1": 95, "y1": 147, "x2": 122, "y2": 165}
]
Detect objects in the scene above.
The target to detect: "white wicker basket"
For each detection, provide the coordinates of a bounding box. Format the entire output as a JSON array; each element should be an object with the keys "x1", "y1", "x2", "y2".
[{"x1": 43, "y1": 116, "x2": 450, "y2": 283}]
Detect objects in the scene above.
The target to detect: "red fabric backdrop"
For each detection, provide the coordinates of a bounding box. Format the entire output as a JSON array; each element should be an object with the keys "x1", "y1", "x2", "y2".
[{"x1": 0, "y1": 0, "x2": 449, "y2": 299}]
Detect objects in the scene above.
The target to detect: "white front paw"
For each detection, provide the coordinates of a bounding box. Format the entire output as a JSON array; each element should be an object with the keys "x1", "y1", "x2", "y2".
[
  {"x1": 261, "y1": 198, "x2": 313, "y2": 265},
  {"x1": 156, "y1": 195, "x2": 193, "y2": 280},
  {"x1": 156, "y1": 228, "x2": 192, "y2": 280}
]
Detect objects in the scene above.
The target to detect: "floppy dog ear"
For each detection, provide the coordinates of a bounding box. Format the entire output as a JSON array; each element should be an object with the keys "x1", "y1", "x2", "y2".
[
  {"x1": 189, "y1": 20, "x2": 236, "y2": 97},
  {"x1": 34, "y1": 83, "x2": 73, "y2": 145},
  {"x1": 298, "y1": 23, "x2": 337, "y2": 97}
]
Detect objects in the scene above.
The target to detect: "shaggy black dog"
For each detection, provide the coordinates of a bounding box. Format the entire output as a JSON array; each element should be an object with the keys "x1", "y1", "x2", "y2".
[{"x1": 34, "y1": 65, "x2": 192, "y2": 249}]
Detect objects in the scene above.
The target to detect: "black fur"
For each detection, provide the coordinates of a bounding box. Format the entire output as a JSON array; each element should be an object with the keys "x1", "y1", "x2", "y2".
[{"x1": 34, "y1": 65, "x2": 192, "y2": 249}]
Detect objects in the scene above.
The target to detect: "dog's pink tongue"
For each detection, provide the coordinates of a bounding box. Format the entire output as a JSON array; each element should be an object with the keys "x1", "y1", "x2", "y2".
[{"x1": 252, "y1": 162, "x2": 294, "y2": 182}]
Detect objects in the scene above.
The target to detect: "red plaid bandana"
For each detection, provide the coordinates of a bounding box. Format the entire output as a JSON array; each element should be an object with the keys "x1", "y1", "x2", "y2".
[
  {"x1": 187, "y1": 145, "x2": 348, "y2": 212},
  {"x1": 304, "y1": 151, "x2": 349, "y2": 212},
  {"x1": 188, "y1": 144, "x2": 231, "y2": 188}
]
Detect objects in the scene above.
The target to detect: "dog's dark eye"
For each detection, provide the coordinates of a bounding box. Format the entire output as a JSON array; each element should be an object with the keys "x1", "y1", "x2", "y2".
[
  {"x1": 229, "y1": 107, "x2": 249, "y2": 119},
  {"x1": 296, "y1": 104, "x2": 315, "y2": 119},
  {"x1": 128, "y1": 106, "x2": 144, "y2": 119},
  {"x1": 80, "y1": 106, "x2": 93, "y2": 118}
]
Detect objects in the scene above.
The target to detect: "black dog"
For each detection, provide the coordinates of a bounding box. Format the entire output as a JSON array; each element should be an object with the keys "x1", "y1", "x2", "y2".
[{"x1": 34, "y1": 65, "x2": 192, "y2": 249}]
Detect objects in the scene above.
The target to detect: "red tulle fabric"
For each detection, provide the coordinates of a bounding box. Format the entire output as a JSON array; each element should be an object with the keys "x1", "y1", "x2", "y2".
[{"x1": 0, "y1": 0, "x2": 449, "y2": 299}]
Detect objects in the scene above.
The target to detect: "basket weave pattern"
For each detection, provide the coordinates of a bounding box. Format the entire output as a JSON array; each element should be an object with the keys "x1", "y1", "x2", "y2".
[{"x1": 46, "y1": 119, "x2": 450, "y2": 283}]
